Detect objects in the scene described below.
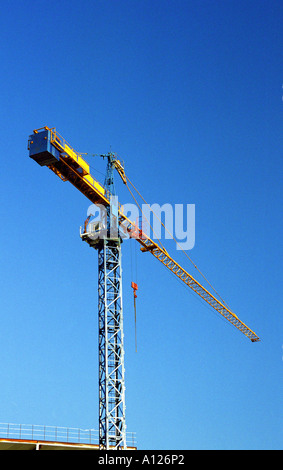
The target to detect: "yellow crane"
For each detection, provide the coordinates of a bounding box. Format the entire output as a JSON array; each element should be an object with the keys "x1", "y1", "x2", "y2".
[{"x1": 28, "y1": 126, "x2": 260, "y2": 448}]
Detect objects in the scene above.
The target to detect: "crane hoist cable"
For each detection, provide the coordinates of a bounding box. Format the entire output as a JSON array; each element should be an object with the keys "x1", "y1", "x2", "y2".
[{"x1": 131, "y1": 282, "x2": 138, "y2": 353}]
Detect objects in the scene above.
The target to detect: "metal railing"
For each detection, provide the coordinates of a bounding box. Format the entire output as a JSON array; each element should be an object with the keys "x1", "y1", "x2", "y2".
[{"x1": 0, "y1": 423, "x2": 136, "y2": 448}]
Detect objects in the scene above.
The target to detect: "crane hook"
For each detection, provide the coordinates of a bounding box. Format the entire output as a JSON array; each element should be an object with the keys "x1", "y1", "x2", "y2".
[{"x1": 131, "y1": 282, "x2": 138, "y2": 352}]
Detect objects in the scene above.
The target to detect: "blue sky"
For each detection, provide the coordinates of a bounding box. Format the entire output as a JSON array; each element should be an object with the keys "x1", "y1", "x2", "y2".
[{"x1": 0, "y1": 0, "x2": 282, "y2": 450}]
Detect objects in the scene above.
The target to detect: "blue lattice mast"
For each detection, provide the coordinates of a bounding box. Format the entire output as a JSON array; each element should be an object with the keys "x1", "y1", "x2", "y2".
[{"x1": 97, "y1": 153, "x2": 126, "y2": 450}]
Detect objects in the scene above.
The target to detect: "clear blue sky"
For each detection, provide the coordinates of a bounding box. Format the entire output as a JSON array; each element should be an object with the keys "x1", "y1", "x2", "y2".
[{"x1": 0, "y1": 0, "x2": 282, "y2": 450}]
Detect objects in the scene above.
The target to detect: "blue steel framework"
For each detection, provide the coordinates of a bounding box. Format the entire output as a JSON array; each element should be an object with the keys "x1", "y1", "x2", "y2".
[
  {"x1": 96, "y1": 153, "x2": 126, "y2": 449},
  {"x1": 98, "y1": 238, "x2": 126, "y2": 449}
]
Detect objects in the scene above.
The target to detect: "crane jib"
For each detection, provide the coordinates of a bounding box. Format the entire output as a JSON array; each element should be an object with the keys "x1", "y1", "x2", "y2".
[{"x1": 28, "y1": 126, "x2": 260, "y2": 343}]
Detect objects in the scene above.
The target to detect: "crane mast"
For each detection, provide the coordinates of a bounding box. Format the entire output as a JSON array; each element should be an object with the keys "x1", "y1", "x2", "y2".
[
  {"x1": 97, "y1": 153, "x2": 126, "y2": 449},
  {"x1": 27, "y1": 126, "x2": 260, "y2": 448}
]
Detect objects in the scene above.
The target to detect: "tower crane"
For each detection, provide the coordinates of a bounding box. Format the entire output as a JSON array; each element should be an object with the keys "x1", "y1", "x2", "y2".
[{"x1": 28, "y1": 126, "x2": 260, "y2": 450}]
